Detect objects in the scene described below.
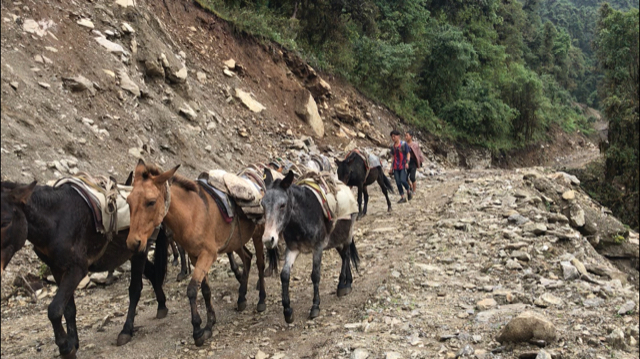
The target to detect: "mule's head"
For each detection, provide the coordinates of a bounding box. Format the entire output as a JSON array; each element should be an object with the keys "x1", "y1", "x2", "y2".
[
  {"x1": 335, "y1": 157, "x2": 353, "y2": 185},
  {"x1": 1, "y1": 181, "x2": 36, "y2": 276},
  {"x1": 126, "y1": 159, "x2": 180, "y2": 253},
  {"x1": 261, "y1": 170, "x2": 294, "y2": 249}
]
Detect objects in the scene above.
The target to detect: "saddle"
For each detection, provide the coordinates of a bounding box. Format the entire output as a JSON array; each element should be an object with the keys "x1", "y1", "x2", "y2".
[
  {"x1": 198, "y1": 169, "x2": 265, "y2": 224},
  {"x1": 52, "y1": 173, "x2": 131, "y2": 235},
  {"x1": 296, "y1": 171, "x2": 358, "y2": 222},
  {"x1": 196, "y1": 177, "x2": 235, "y2": 224}
]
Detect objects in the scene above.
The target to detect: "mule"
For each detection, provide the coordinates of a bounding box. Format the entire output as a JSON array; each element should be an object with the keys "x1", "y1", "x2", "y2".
[
  {"x1": 125, "y1": 160, "x2": 268, "y2": 346},
  {"x1": 336, "y1": 151, "x2": 394, "y2": 219},
  {"x1": 0, "y1": 181, "x2": 169, "y2": 359},
  {"x1": 261, "y1": 170, "x2": 360, "y2": 323}
]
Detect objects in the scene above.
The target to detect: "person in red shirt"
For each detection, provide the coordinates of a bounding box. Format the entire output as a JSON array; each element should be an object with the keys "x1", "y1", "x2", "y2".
[
  {"x1": 405, "y1": 131, "x2": 424, "y2": 194},
  {"x1": 389, "y1": 130, "x2": 412, "y2": 203}
]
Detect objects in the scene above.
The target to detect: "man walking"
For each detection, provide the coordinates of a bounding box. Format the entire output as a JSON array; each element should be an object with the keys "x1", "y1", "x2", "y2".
[
  {"x1": 405, "y1": 130, "x2": 424, "y2": 194},
  {"x1": 389, "y1": 130, "x2": 412, "y2": 203}
]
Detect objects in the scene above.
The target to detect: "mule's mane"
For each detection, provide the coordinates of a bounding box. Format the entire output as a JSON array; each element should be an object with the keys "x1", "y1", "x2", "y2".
[{"x1": 141, "y1": 164, "x2": 197, "y2": 192}]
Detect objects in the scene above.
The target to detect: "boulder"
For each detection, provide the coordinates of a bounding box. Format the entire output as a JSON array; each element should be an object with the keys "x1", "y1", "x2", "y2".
[
  {"x1": 568, "y1": 203, "x2": 585, "y2": 228},
  {"x1": 295, "y1": 90, "x2": 324, "y2": 138},
  {"x1": 166, "y1": 66, "x2": 188, "y2": 84},
  {"x1": 62, "y1": 75, "x2": 94, "y2": 93},
  {"x1": 117, "y1": 69, "x2": 140, "y2": 97},
  {"x1": 496, "y1": 311, "x2": 556, "y2": 344},
  {"x1": 144, "y1": 60, "x2": 165, "y2": 78},
  {"x1": 306, "y1": 76, "x2": 331, "y2": 98},
  {"x1": 524, "y1": 222, "x2": 547, "y2": 235},
  {"x1": 235, "y1": 88, "x2": 266, "y2": 113}
]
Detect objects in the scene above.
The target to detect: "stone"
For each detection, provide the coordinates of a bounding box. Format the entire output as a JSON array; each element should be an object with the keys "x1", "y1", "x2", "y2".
[
  {"x1": 511, "y1": 250, "x2": 531, "y2": 262},
  {"x1": 524, "y1": 222, "x2": 547, "y2": 235},
  {"x1": 561, "y1": 190, "x2": 575, "y2": 201},
  {"x1": 508, "y1": 214, "x2": 530, "y2": 225},
  {"x1": 117, "y1": 69, "x2": 140, "y2": 97},
  {"x1": 547, "y1": 213, "x2": 569, "y2": 224},
  {"x1": 335, "y1": 99, "x2": 355, "y2": 123},
  {"x1": 34, "y1": 54, "x2": 44, "y2": 63},
  {"x1": 121, "y1": 22, "x2": 135, "y2": 34},
  {"x1": 255, "y1": 350, "x2": 268, "y2": 359},
  {"x1": 456, "y1": 344, "x2": 474, "y2": 357},
  {"x1": 351, "y1": 348, "x2": 370, "y2": 359},
  {"x1": 496, "y1": 311, "x2": 556, "y2": 344},
  {"x1": 102, "y1": 69, "x2": 116, "y2": 78},
  {"x1": 536, "y1": 349, "x2": 552, "y2": 359},
  {"x1": 10, "y1": 81, "x2": 19, "y2": 89},
  {"x1": 38, "y1": 82, "x2": 50, "y2": 89},
  {"x1": 96, "y1": 314, "x2": 112, "y2": 332},
  {"x1": 223, "y1": 68, "x2": 235, "y2": 77},
  {"x1": 534, "y1": 293, "x2": 562, "y2": 308},
  {"x1": 560, "y1": 261, "x2": 579, "y2": 281},
  {"x1": 618, "y1": 300, "x2": 636, "y2": 315},
  {"x1": 179, "y1": 106, "x2": 198, "y2": 122},
  {"x1": 295, "y1": 90, "x2": 324, "y2": 138},
  {"x1": 77, "y1": 18, "x2": 94, "y2": 29},
  {"x1": 568, "y1": 203, "x2": 585, "y2": 228},
  {"x1": 570, "y1": 258, "x2": 588, "y2": 277},
  {"x1": 45, "y1": 46, "x2": 59, "y2": 53},
  {"x1": 223, "y1": 58, "x2": 236, "y2": 70},
  {"x1": 78, "y1": 275, "x2": 91, "y2": 289},
  {"x1": 62, "y1": 75, "x2": 93, "y2": 92},
  {"x1": 95, "y1": 36, "x2": 127, "y2": 55},
  {"x1": 385, "y1": 352, "x2": 402, "y2": 359},
  {"x1": 116, "y1": 0, "x2": 136, "y2": 7},
  {"x1": 235, "y1": 88, "x2": 266, "y2": 113},
  {"x1": 144, "y1": 60, "x2": 165, "y2": 78},
  {"x1": 506, "y1": 259, "x2": 523, "y2": 270},
  {"x1": 476, "y1": 298, "x2": 497, "y2": 310},
  {"x1": 607, "y1": 328, "x2": 626, "y2": 350},
  {"x1": 165, "y1": 66, "x2": 188, "y2": 83},
  {"x1": 196, "y1": 71, "x2": 207, "y2": 83},
  {"x1": 306, "y1": 76, "x2": 331, "y2": 98}
]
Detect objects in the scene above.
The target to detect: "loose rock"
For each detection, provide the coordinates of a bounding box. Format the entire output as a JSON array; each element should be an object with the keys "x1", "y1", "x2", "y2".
[{"x1": 496, "y1": 311, "x2": 556, "y2": 344}]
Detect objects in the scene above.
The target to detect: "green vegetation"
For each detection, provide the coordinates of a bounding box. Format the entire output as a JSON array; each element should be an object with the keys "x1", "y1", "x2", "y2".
[{"x1": 196, "y1": 0, "x2": 637, "y2": 152}]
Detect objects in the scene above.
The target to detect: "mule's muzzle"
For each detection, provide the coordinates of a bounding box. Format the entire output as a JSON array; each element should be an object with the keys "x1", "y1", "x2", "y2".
[
  {"x1": 127, "y1": 238, "x2": 144, "y2": 253},
  {"x1": 263, "y1": 236, "x2": 276, "y2": 250}
]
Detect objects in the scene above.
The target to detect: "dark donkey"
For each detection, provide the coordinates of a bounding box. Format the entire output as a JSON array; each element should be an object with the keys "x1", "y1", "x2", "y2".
[
  {"x1": 335, "y1": 150, "x2": 394, "y2": 219},
  {"x1": 261, "y1": 170, "x2": 360, "y2": 323},
  {"x1": 0, "y1": 179, "x2": 169, "y2": 359}
]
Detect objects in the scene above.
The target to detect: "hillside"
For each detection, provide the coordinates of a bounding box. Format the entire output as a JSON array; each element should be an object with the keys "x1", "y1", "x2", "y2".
[{"x1": 1, "y1": 0, "x2": 639, "y2": 359}]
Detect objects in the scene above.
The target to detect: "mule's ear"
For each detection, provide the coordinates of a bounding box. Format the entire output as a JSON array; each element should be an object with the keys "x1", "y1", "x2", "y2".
[
  {"x1": 12, "y1": 181, "x2": 37, "y2": 204},
  {"x1": 263, "y1": 168, "x2": 274, "y2": 187},
  {"x1": 280, "y1": 171, "x2": 295, "y2": 189},
  {"x1": 154, "y1": 165, "x2": 181, "y2": 185},
  {"x1": 125, "y1": 171, "x2": 134, "y2": 186},
  {"x1": 334, "y1": 158, "x2": 341, "y2": 165}
]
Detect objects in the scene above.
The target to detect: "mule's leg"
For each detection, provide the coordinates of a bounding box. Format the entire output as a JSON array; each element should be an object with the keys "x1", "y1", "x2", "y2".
[
  {"x1": 63, "y1": 296, "x2": 79, "y2": 350},
  {"x1": 144, "y1": 259, "x2": 168, "y2": 319},
  {"x1": 170, "y1": 239, "x2": 180, "y2": 267},
  {"x1": 281, "y1": 248, "x2": 299, "y2": 324},
  {"x1": 200, "y1": 277, "x2": 216, "y2": 341},
  {"x1": 362, "y1": 186, "x2": 369, "y2": 216},
  {"x1": 236, "y1": 246, "x2": 252, "y2": 312},
  {"x1": 377, "y1": 173, "x2": 392, "y2": 212},
  {"x1": 177, "y1": 244, "x2": 189, "y2": 281},
  {"x1": 227, "y1": 252, "x2": 243, "y2": 283},
  {"x1": 356, "y1": 184, "x2": 364, "y2": 220},
  {"x1": 253, "y1": 235, "x2": 267, "y2": 312},
  {"x1": 336, "y1": 246, "x2": 351, "y2": 297},
  {"x1": 117, "y1": 252, "x2": 147, "y2": 346},
  {"x1": 189, "y1": 253, "x2": 215, "y2": 347},
  {"x1": 309, "y1": 246, "x2": 324, "y2": 319},
  {"x1": 48, "y1": 266, "x2": 86, "y2": 359}
]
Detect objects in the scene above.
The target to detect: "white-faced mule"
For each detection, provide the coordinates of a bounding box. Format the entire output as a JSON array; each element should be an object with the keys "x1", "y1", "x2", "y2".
[{"x1": 261, "y1": 169, "x2": 360, "y2": 323}]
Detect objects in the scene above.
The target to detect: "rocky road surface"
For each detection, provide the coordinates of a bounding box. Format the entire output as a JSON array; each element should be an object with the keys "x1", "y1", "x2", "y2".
[{"x1": 2, "y1": 167, "x2": 638, "y2": 359}]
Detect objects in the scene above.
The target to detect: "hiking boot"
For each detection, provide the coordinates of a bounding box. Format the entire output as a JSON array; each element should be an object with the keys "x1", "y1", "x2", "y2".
[
  {"x1": 408, "y1": 190, "x2": 413, "y2": 201},
  {"x1": 397, "y1": 197, "x2": 407, "y2": 204}
]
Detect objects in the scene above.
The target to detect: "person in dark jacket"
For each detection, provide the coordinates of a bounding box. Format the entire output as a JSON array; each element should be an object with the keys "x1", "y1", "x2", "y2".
[
  {"x1": 389, "y1": 130, "x2": 412, "y2": 203},
  {"x1": 405, "y1": 131, "x2": 424, "y2": 193}
]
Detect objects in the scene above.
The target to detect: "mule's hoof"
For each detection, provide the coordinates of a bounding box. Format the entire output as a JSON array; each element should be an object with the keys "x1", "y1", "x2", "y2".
[
  {"x1": 194, "y1": 335, "x2": 206, "y2": 347},
  {"x1": 309, "y1": 307, "x2": 320, "y2": 319},
  {"x1": 156, "y1": 307, "x2": 168, "y2": 319},
  {"x1": 176, "y1": 273, "x2": 188, "y2": 282},
  {"x1": 284, "y1": 308, "x2": 294, "y2": 324},
  {"x1": 116, "y1": 333, "x2": 132, "y2": 346},
  {"x1": 172, "y1": 259, "x2": 179, "y2": 267},
  {"x1": 264, "y1": 268, "x2": 273, "y2": 277},
  {"x1": 257, "y1": 302, "x2": 267, "y2": 313},
  {"x1": 60, "y1": 347, "x2": 77, "y2": 359},
  {"x1": 337, "y1": 286, "x2": 352, "y2": 297},
  {"x1": 202, "y1": 329, "x2": 212, "y2": 341},
  {"x1": 237, "y1": 300, "x2": 247, "y2": 312},
  {"x1": 387, "y1": 207, "x2": 392, "y2": 212}
]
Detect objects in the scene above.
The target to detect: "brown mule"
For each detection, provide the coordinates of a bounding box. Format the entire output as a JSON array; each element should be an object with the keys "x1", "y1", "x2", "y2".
[{"x1": 125, "y1": 160, "x2": 267, "y2": 347}]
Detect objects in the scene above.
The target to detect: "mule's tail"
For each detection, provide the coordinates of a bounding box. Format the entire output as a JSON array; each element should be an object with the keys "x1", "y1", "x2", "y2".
[
  {"x1": 267, "y1": 247, "x2": 279, "y2": 274},
  {"x1": 380, "y1": 169, "x2": 395, "y2": 194},
  {"x1": 153, "y1": 226, "x2": 168, "y2": 285},
  {"x1": 349, "y1": 240, "x2": 360, "y2": 274}
]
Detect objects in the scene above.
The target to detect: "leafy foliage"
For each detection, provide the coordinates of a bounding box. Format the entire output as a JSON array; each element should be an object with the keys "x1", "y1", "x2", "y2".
[{"x1": 197, "y1": 0, "x2": 637, "y2": 151}]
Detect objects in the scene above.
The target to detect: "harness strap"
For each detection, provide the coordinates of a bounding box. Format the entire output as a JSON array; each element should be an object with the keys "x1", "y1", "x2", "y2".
[{"x1": 217, "y1": 215, "x2": 237, "y2": 254}]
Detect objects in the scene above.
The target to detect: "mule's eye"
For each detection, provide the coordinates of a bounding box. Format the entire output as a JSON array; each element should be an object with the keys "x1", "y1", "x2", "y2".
[
  {"x1": 146, "y1": 200, "x2": 156, "y2": 208},
  {"x1": 279, "y1": 203, "x2": 286, "y2": 209},
  {"x1": 1, "y1": 220, "x2": 10, "y2": 229}
]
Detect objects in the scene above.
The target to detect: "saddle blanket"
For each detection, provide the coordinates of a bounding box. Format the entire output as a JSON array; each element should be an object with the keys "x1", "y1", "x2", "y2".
[
  {"x1": 297, "y1": 174, "x2": 358, "y2": 221},
  {"x1": 52, "y1": 175, "x2": 131, "y2": 234},
  {"x1": 199, "y1": 169, "x2": 267, "y2": 223}
]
